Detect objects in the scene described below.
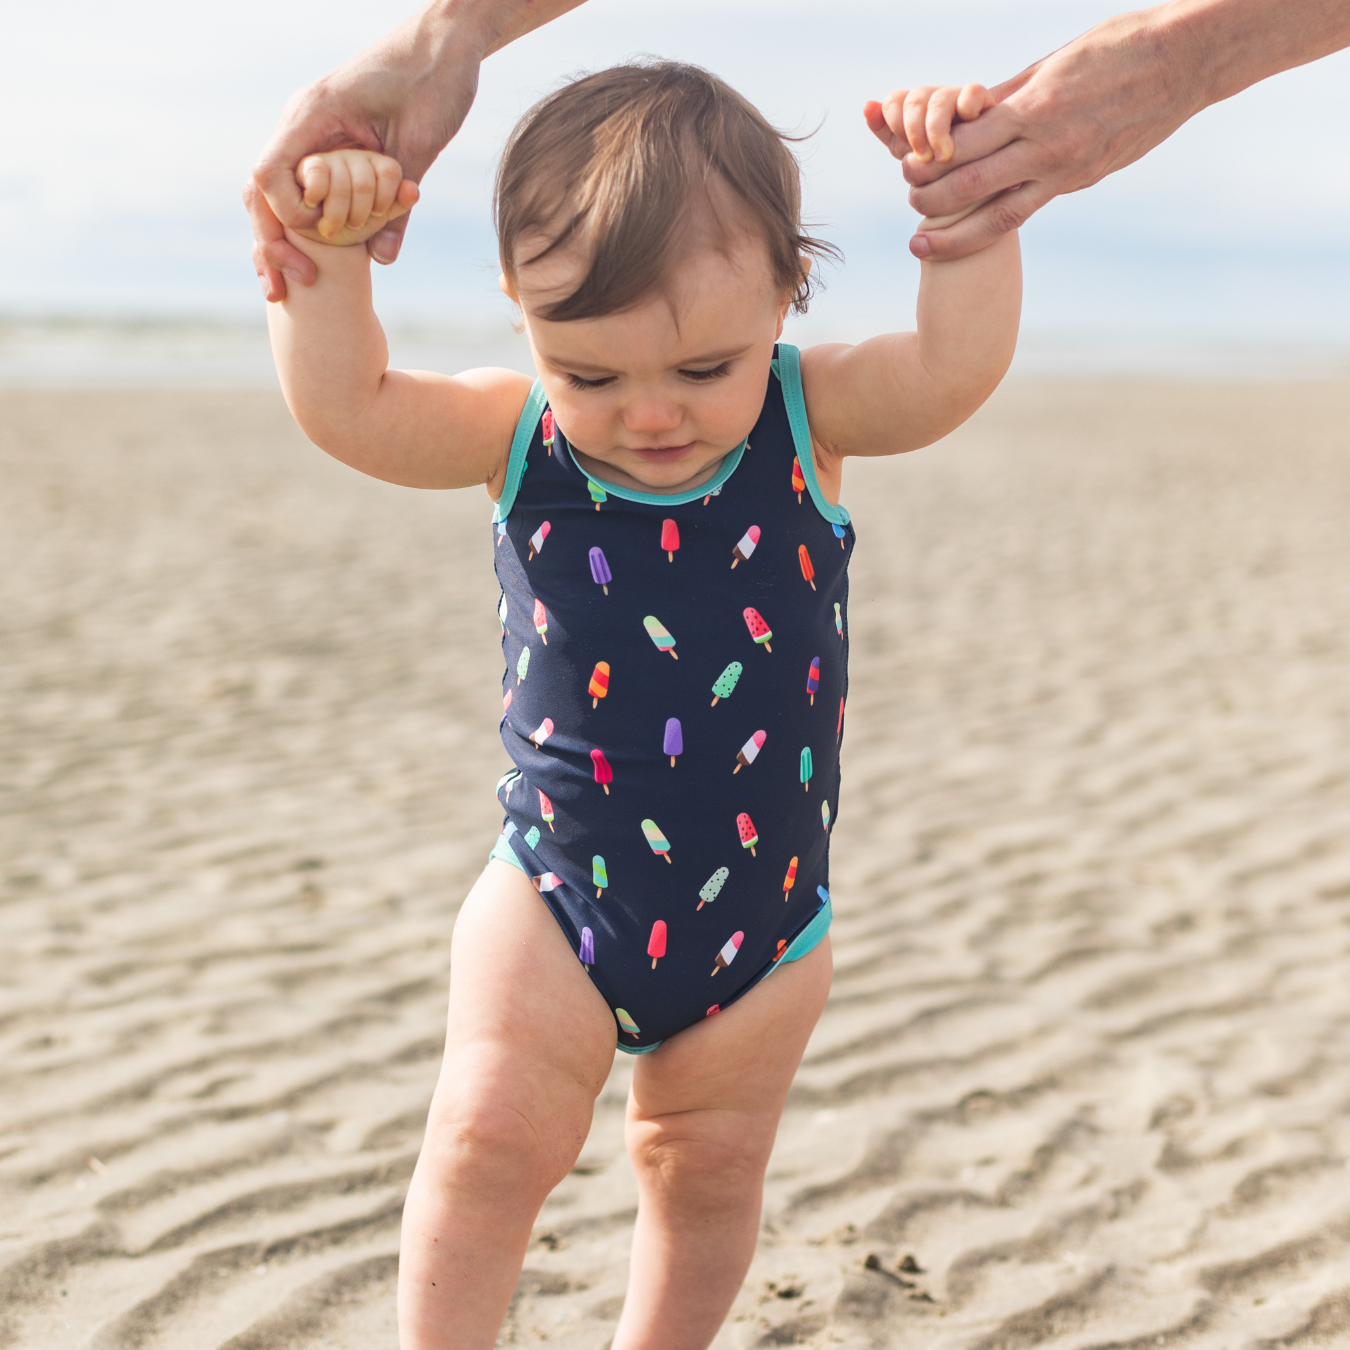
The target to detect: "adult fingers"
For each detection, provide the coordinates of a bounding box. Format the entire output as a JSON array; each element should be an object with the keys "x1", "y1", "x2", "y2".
[
  {"x1": 901, "y1": 102, "x2": 1023, "y2": 186},
  {"x1": 906, "y1": 137, "x2": 1039, "y2": 220},
  {"x1": 924, "y1": 87, "x2": 961, "y2": 163},
  {"x1": 910, "y1": 178, "x2": 1053, "y2": 260},
  {"x1": 902, "y1": 87, "x2": 939, "y2": 162},
  {"x1": 368, "y1": 214, "x2": 409, "y2": 265},
  {"x1": 318, "y1": 158, "x2": 353, "y2": 238},
  {"x1": 346, "y1": 154, "x2": 378, "y2": 229}
]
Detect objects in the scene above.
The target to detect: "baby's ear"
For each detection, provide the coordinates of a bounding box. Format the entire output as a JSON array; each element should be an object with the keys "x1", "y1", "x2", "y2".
[{"x1": 499, "y1": 271, "x2": 519, "y2": 302}]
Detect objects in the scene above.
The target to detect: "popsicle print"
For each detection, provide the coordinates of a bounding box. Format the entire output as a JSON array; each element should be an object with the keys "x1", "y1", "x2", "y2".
[
  {"x1": 496, "y1": 520, "x2": 507, "y2": 547},
  {"x1": 541, "y1": 408, "x2": 555, "y2": 454},
  {"x1": 821, "y1": 800, "x2": 831, "y2": 832},
  {"x1": 703, "y1": 483, "x2": 722, "y2": 506},
  {"x1": 733, "y1": 731, "x2": 765, "y2": 774},
  {"x1": 698, "y1": 866, "x2": 729, "y2": 910},
  {"x1": 592, "y1": 855, "x2": 608, "y2": 898},
  {"x1": 533, "y1": 598, "x2": 548, "y2": 644},
  {"x1": 533, "y1": 871, "x2": 561, "y2": 892},
  {"x1": 800, "y1": 746, "x2": 813, "y2": 791},
  {"x1": 711, "y1": 931, "x2": 743, "y2": 976},
  {"x1": 528, "y1": 521, "x2": 551, "y2": 560},
  {"x1": 798, "y1": 544, "x2": 816, "y2": 590},
  {"x1": 706, "y1": 1004, "x2": 720, "y2": 1016},
  {"x1": 591, "y1": 748, "x2": 613, "y2": 794},
  {"x1": 539, "y1": 789, "x2": 555, "y2": 830},
  {"x1": 661, "y1": 518, "x2": 680, "y2": 562},
  {"x1": 579, "y1": 926, "x2": 595, "y2": 968},
  {"x1": 834, "y1": 602, "x2": 843, "y2": 638},
  {"x1": 616, "y1": 1008, "x2": 640, "y2": 1039},
  {"x1": 495, "y1": 768, "x2": 520, "y2": 803},
  {"x1": 642, "y1": 818, "x2": 672, "y2": 864},
  {"x1": 791, "y1": 456, "x2": 805, "y2": 503},
  {"x1": 524, "y1": 826, "x2": 541, "y2": 849},
  {"x1": 743, "y1": 608, "x2": 773, "y2": 653},
  {"x1": 832, "y1": 521, "x2": 847, "y2": 549},
  {"x1": 711, "y1": 661, "x2": 742, "y2": 706},
  {"x1": 648, "y1": 920, "x2": 667, "y2": 969},
  {"x1": 643, "y1": 616, "x2": 678, "y2": 659},
  {"x1": 588, "y1": 481, "x2": 607, "y2": 510},
  {"x1": 498, "y1": 594, "x2": 508, "y2": 633},
  {"x1": 589, "y1": 661, "x2": 610, "y2": 707},
  {"x1": 664, "y1": 718, "x2": 683, "y2": 767},
  {"x1": 589, "y1": 547, "x2": 612, "y2": 594},
  {"x1": 782, "y1": 855, "x2": 798, "y2": 899},
  {"x1": 817, "y1": 885, "x2": 830, "y2": 906},
  {"x1": 774, "y1": 938, "x2": 787, "y2": 962},
  {"x1": 731, "y1": 525, "x2": 760, "y2": 568},
  {"x1": 516, "y1": 647, "x2": 530, "y2": 685},
  {"x1": 806, "y1": 657, "x2": 820, "y2": 705},
  {"x1": 529, "y1": 717, "x2": 554, "y2": 748},
  {"x1": 502, "y1": 688, "x2": 512, "y2": 719},
  {"x1": 838, "y1": 696, "x2": 845, "y2": 742},
  {"x1": 736, "y1": 811, "x2": 758, "y2": 857}
]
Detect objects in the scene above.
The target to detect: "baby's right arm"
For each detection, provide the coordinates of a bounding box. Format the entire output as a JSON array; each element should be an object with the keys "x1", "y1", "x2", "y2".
[{"x1": 267, "y1": 148, "x2": 532, "y2": 492}]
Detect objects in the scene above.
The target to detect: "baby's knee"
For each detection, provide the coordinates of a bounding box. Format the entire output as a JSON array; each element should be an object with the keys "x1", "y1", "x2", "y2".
[{"x1": 628, "y1": 1113, "x2": 773, "y2": 1201}]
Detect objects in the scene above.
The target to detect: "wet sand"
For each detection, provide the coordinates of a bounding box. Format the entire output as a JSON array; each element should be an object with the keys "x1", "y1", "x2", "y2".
[{"x1": 3, "y1": 380, "x2": 1350, "y2": 1349}]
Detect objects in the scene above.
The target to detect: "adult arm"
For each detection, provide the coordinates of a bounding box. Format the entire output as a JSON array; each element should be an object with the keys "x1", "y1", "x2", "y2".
[
  {"x1": 895, "y1": 0, "x2": 1350, "y2": 260},
  {"x1": 245, "y1": 0, "x2": 587, "y2": 301}
]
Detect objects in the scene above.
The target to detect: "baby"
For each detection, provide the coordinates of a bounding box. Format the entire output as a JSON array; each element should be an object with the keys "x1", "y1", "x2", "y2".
[{"x1": 268, "y1": 63, "x2": 1019, "y2": 1350}]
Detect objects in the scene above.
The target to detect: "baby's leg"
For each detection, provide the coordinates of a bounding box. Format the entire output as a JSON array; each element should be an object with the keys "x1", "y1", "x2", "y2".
[
  {"x1": 613, "y1": 938, "x2": 833, "y2": 1350},
  {"x1": 398, "y1": 860, "x2": 617, "y2": 1350}
]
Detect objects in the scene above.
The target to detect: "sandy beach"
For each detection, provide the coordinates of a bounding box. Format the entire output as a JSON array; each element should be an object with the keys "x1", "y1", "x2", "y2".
[{"x1": 3, "y1": 378, "x2": 1350, "y2": 1350}]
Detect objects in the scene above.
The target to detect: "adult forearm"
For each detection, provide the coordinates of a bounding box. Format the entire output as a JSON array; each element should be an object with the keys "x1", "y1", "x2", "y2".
[{"x1": 1162, "y1": 0, "x2": 1350, "y2": 108}]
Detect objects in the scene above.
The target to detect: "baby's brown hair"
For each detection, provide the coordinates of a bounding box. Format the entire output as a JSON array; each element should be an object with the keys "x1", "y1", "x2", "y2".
[{"x1": 495, "y1": 61, "x2": 837, "y2": 322}]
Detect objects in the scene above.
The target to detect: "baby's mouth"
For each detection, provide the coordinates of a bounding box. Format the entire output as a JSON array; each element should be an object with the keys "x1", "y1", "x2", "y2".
[{"x1": 630, "y1": 442, "x2": 695, "y2": 464}]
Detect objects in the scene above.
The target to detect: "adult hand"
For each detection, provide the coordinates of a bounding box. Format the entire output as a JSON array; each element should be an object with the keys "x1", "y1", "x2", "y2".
[
  {"x1": 247, "y1": 0, "x2": 588, "y2": 301},
  {"x1": 892, "y1": 0, "x2": 1350, "y2": 260}
]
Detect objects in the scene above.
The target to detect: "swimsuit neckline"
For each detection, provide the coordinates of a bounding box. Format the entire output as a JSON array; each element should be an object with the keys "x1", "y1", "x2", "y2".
[{"x1": 566, "y1": 438, "x2": 747, "y2": 506}]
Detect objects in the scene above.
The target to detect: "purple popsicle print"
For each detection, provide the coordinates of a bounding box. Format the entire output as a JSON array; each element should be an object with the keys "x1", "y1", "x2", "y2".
[
  {"x1": 663, "y1": 717, "x2": 683, "y2": 767},
  {"x1": 589, "y1": 546, "x2": 611, "y2": 594},
  {"x1": 579, "y1": 926, "x2": 595, "y2": 967}
]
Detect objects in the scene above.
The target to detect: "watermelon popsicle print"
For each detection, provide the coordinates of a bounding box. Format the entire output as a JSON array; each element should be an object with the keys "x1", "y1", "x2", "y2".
[
  {"x1": 710, "y1": 661, "x2": 742, "y2": 706},
  {"x1": 591, "y1": 748, "x2": 613, "y2": 794},
  {"x1": 642, "y1": 818, "x2": 672, "y2": 863},
  {"x1": 711, "y1": 931, "x2": 743, "y2": 976},
  {"x1": 731, "y1": 525, "x2": 760, "y2": 568},
  {"x1": 648, "y1": 920, "x2": 667, "y2": 969},
  {"x1": 643, "y1": 615, "x2": 678, "y2": 659},
  {"x1": 541, "y1": 408, "x2": 555, "y2": 454},
  {"x1": 539, "y1": 789, "x2": 555, "y2": 830},
  {"x1": 664, "y1": 717, "x2": 683, "y2": 767},
  {"x1": 734, "y1": 731, "x2": 765, "y2": 774},
  {"x1": 736, "y1": 811, "x2": 758, "y2": 857},
  {"x1": 532, "y1": 598, "x2": 548, "y2": 644},
  {"x1": 798, "y1": 544, "x2": 816, "y2": 590},
  {"x1": 698, "y1": 866, "x2": 728, "y2": 910},
  {"x1": 528, "y1": 521, "x2": 550, "y2": 560},
  {"x1": 782, "y1": 855, "x2": 798, "y2": 899},
  {"x1": 589, "y1": 547, "x2": 612, "y2": 594},
  {"x1": 743, "y1": 607, "x2": 772, "y2": 653},
  {"x1": 661, "y1": 518, "x2": 680, "y2": 562},
  {"x1": 807, "y1": 657, "x2": 820, "y2": 705},
  {"x1": 589, "y1": 661, "x2": 610, "y2": 707}
]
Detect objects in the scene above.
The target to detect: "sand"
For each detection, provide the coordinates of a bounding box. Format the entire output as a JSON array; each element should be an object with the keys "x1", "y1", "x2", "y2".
[{"x1": 2, "y1": 379, "x2": 1349, "y2": 1350}]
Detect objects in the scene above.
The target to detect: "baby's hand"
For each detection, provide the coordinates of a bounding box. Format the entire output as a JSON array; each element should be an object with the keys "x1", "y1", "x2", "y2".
[
  {"x1": 864, "y1": 83, "x2": 995, "y2": 165},
  {"x1": 292, "y1": 148, "x2": 419, "y2": 248}
]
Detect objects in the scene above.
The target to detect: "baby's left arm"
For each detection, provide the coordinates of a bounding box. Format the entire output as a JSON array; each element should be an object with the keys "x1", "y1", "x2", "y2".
[{"x1": 801, "y1": 83, "x2": 1021, "y2": 468}]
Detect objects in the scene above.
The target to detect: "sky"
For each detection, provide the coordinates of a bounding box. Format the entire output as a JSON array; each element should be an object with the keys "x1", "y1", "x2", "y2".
[{"x1": 5, "y1": 0, "x2": 1350, "y2": 349}]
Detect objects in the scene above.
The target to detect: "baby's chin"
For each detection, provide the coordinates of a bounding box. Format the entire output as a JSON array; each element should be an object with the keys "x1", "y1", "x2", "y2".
[{"x1": 583, "y1": 444, "x2": 728, "y2": 496}]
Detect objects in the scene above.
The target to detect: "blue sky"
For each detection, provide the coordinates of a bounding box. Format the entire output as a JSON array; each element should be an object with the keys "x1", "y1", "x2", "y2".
[{"x1": 5, "y1": 0, "x2": 1349, "y2": 345}]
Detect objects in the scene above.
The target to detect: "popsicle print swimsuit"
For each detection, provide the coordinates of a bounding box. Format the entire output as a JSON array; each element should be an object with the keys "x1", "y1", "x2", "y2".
[{"x1": 492, "y1": 344, "x2": 853, "y2": 1051}]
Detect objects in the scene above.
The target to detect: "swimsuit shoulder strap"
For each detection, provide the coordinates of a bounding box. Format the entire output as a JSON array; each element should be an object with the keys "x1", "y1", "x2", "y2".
[
  {"x1": 493, "y1": 379, "x2": 549, "y2": 524},
  {"x1": 774, "y1": 343, "x2": 850, "y2": 527}
]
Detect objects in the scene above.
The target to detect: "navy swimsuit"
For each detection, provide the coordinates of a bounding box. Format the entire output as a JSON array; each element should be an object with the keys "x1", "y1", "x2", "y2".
[{"x1": 492, "y1": 344, "x2": 853, "y2": 1051}]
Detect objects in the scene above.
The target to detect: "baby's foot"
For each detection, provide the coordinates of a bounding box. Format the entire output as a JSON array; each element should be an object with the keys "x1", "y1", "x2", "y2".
[{"x1": 293, "y1": 147, "x2": 419, "y2": 247}]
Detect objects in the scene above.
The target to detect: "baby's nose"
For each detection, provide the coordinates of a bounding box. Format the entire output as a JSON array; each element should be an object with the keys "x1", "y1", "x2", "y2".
[{"x1": 622, "y1": 397, "x2": 684, "y2": 433}]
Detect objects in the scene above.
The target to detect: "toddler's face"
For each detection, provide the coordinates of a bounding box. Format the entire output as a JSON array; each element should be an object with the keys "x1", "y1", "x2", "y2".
[{"x1": 509, "y1": 226, "x2": 791, "y2": 495}]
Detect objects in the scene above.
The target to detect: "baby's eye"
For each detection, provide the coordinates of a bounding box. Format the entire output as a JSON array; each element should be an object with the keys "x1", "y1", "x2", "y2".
[
  {"x1": 564, "y1": 372, "x2": 616, "y2": 391},
  {"x1": 680, "y1": 362, "x2": 732, "y2": 383}
]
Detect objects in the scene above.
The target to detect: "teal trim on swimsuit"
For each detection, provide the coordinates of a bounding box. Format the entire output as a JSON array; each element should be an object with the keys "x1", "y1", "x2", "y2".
[
  {"x1": 774, "y1": 344, "x2": 851, "y2": 527},
  {"x1": 489, "y1": 832, "x2": 527, "y2": 872},
  {"x1": 566, "y1": 439, "x2": 747, "y2": 507},
  {"x1": 493, "y1": 380, "x2": 550, "y2": 524}
]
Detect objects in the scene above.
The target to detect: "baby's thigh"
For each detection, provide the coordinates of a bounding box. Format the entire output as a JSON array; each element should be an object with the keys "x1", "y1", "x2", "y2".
[{"x1": 443, "y1": 860, "x2": 617, "y2": 1111}]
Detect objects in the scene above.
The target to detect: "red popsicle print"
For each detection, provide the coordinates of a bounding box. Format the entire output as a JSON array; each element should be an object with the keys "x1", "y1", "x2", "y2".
[
  {"x1": 743, "y1": 607, "x2": 773, "y2": 653},
  {"x1": 591, "y1": 748, "x2": 613, "y2": 795},
  {"x1": 661, "y1": 518, "x2": 680, "y2": 561},
  {"x1": 648, "y1": 920, "x2": 667, "y2": 969},
  {"x1": 782, "y1": 855, "x2": 798, "y2": 898},
  {"x1": 798, "y1": 543, "x2": 816, "y2": 590},
  {"x1": 791, "y1": 456, "x2": 805, "y2": 503},
  {"x1": 806, "y1": 657, "x2": 820, "y2": 705}
]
